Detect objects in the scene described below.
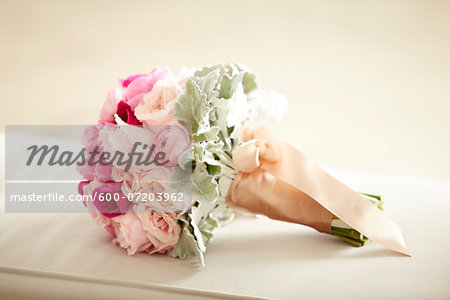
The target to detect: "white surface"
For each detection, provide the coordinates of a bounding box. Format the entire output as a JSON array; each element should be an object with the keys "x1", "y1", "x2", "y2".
[{"x1": 1, "y1": 134, "x2": 449, "y2": 299}]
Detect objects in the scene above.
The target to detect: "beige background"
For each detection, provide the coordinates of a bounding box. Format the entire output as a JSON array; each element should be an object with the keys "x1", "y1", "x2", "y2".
[{"x1": 1, "y1": 0, "x2": 449, "y2": 179}]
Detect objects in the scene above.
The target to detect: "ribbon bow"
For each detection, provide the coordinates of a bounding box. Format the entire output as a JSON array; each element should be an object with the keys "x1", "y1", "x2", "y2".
[{"x1": 226, "y1": 127, "x2": 410, "y2": 256}]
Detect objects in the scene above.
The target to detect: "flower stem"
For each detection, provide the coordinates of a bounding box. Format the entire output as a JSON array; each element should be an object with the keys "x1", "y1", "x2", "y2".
[{"x1": 330, "y1": 193, "x2": 382, "y2": 247}]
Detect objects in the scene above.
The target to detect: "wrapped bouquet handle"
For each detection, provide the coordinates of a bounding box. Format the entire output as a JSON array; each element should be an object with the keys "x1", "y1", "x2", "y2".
[{"x1": 226, "y1": 127, "x2": 411, "y2": 256}]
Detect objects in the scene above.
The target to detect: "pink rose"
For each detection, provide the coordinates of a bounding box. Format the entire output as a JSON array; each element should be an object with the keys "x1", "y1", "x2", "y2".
[
  {"x1": 134, "y1": 78, "x2": 181, "y2": 125},
  {"x1": 154, "y1": 125, "x2": 192, "y2": 167},
  {"x1": 122, "y1": 68, "x2": 170, "y2": 109},
  {"x1": 135, "y1": 206, "x2": 181, "y2": 253},
  {"x1": 112, "y1": 213, "x2": 151, "y2": 255}
]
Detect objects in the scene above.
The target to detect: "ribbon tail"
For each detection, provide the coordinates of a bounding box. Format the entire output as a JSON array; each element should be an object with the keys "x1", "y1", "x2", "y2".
[{"x1": 277, "y1": 143, "x2": 410, "y2": 256}]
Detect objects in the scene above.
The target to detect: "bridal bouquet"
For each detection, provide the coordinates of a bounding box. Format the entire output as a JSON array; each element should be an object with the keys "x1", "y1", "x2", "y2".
[{"x1": 78, "y1": 64, "x2": 409, "y2": 264}]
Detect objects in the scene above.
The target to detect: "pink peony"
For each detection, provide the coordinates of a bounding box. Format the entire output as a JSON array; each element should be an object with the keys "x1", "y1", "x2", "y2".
[
  {"x1": 119, "y1": 74, "x2": 145, "y2": 88},
  {"x1": 112, "y1": 213, "x2": 152, "y2": 255},
  {"x1": 134, "y1": 78, "x2": 181, "y2": 125},
  {"x1": 79, "y1": 181, "x2": 116, "y2": 236},
  {"x1": 80, "y1": 125, "x2": 99, "y2": 151},
  {"x1": 122, "y1": 68, "x2": 170, "y2": 109},
  {"x1": 77, "y1": 125, "x2": 113, "y2": 182},
  {"x1": 154, "y1": 125, "x2": 192, "y2": 167},
  {"x1": 116, "y1": 100, "x2": 142, "y2": 125},
  {"x1": 92, "y1": 182, "x2": 130, "y2": 218},
  {"x1": 99, "y1": 88, "x2": 122, "y2": 125},
  {"x1": 77, "y1": 162, "x2": 112, "y2": 182},
  {"x1": 135, "y1": 206, "x2": 181, "y2": 253},
  {"x1": 78, "y1": 180, "x2": 90, "y2": 200},
  {"x1": 97, "y1": 125, "x2": 155, "y2": 168}
]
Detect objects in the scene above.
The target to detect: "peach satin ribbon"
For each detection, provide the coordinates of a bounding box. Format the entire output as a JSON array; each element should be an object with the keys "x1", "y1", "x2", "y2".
[{"x1": 226, "y1": 127, "x2": 410, "y2": 256}]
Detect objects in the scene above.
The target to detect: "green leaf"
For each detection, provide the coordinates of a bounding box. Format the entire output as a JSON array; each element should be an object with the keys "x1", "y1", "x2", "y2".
[
  {"x1": 170, "y1": 166, "x2": 192, "y2": 214},
  {"x1": 193, "y1": 66, "x2": 222, "y2": 100},
  {"x1": 193, "y1": 126, "x2": 220, "y2": 143},
  {"x1": 234, "y1": 63, "x2": 258, "y2": 93},
  {"x1": 169, "y1": 227, "x2": 200, "y2": 259},
  {"x1": 172, "y1": 62, "x2": 259, "y2": 261},
  {"x1": 194, "y1": 64, "x2": 224, "y2": 83},
  {"x1": 187, "y1": 211, "x2": 207, "y2": 253},
  {"x1": 177, "y1": 147, "x2": 193, "y2": 168},
  {"x1": 169, "y1": 217, "x2": 204, "y2": 265},
  {"x1": 242, "y1": 72, "x2": 258, "y2": 93},
  {"x1": 210, "y1": 97, "x2": 233, "y2": 151},
  {"x1": 174, "y1": 78, "x2": 211, "y2": 134},
  {"x1": 205, "y1": 159, "x2": 223, "y2": 177},
  {"x1": 206, "y1": 201, "x2": 235, "y2": 227},
  {"x1": 192, "y1": 163, "x2": 219, "y2": 204},
  {"x1": 203, "y1": 139, "x2": 225, "y2": 157},
  {"x1": 219, "y1": 72, "x2": 243, "y2": 99}
]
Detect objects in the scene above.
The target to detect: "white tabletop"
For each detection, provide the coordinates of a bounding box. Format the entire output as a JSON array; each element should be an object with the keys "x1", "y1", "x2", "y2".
[{"x1": 1, "y1": 134, "x2": 449, "y2": 299}]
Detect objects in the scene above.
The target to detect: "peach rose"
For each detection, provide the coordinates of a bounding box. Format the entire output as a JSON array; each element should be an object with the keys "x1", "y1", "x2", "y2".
[
  {"x1": 112, "y1": 167, "x2": 172, "y2": 203},
  {"x1": 134, "y1": 78, "x2": 181, "y2": 125},
  {"x1": 112, "y1": 213, "x2": 152, "y2": 255},
  {"x1": 134, "y1": 204, "x2": 181, "y2": 253}
]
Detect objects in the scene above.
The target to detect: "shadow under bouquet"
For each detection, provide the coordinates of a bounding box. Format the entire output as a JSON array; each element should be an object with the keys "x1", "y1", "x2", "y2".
[{"x1": 78, "y1": 63, "x2": 409, "y2": 265}]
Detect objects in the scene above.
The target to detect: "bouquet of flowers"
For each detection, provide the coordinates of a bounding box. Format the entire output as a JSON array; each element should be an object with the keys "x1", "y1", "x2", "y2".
[{"x1": 78, "y1": 63, "x2": 409, "y2": 264}]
